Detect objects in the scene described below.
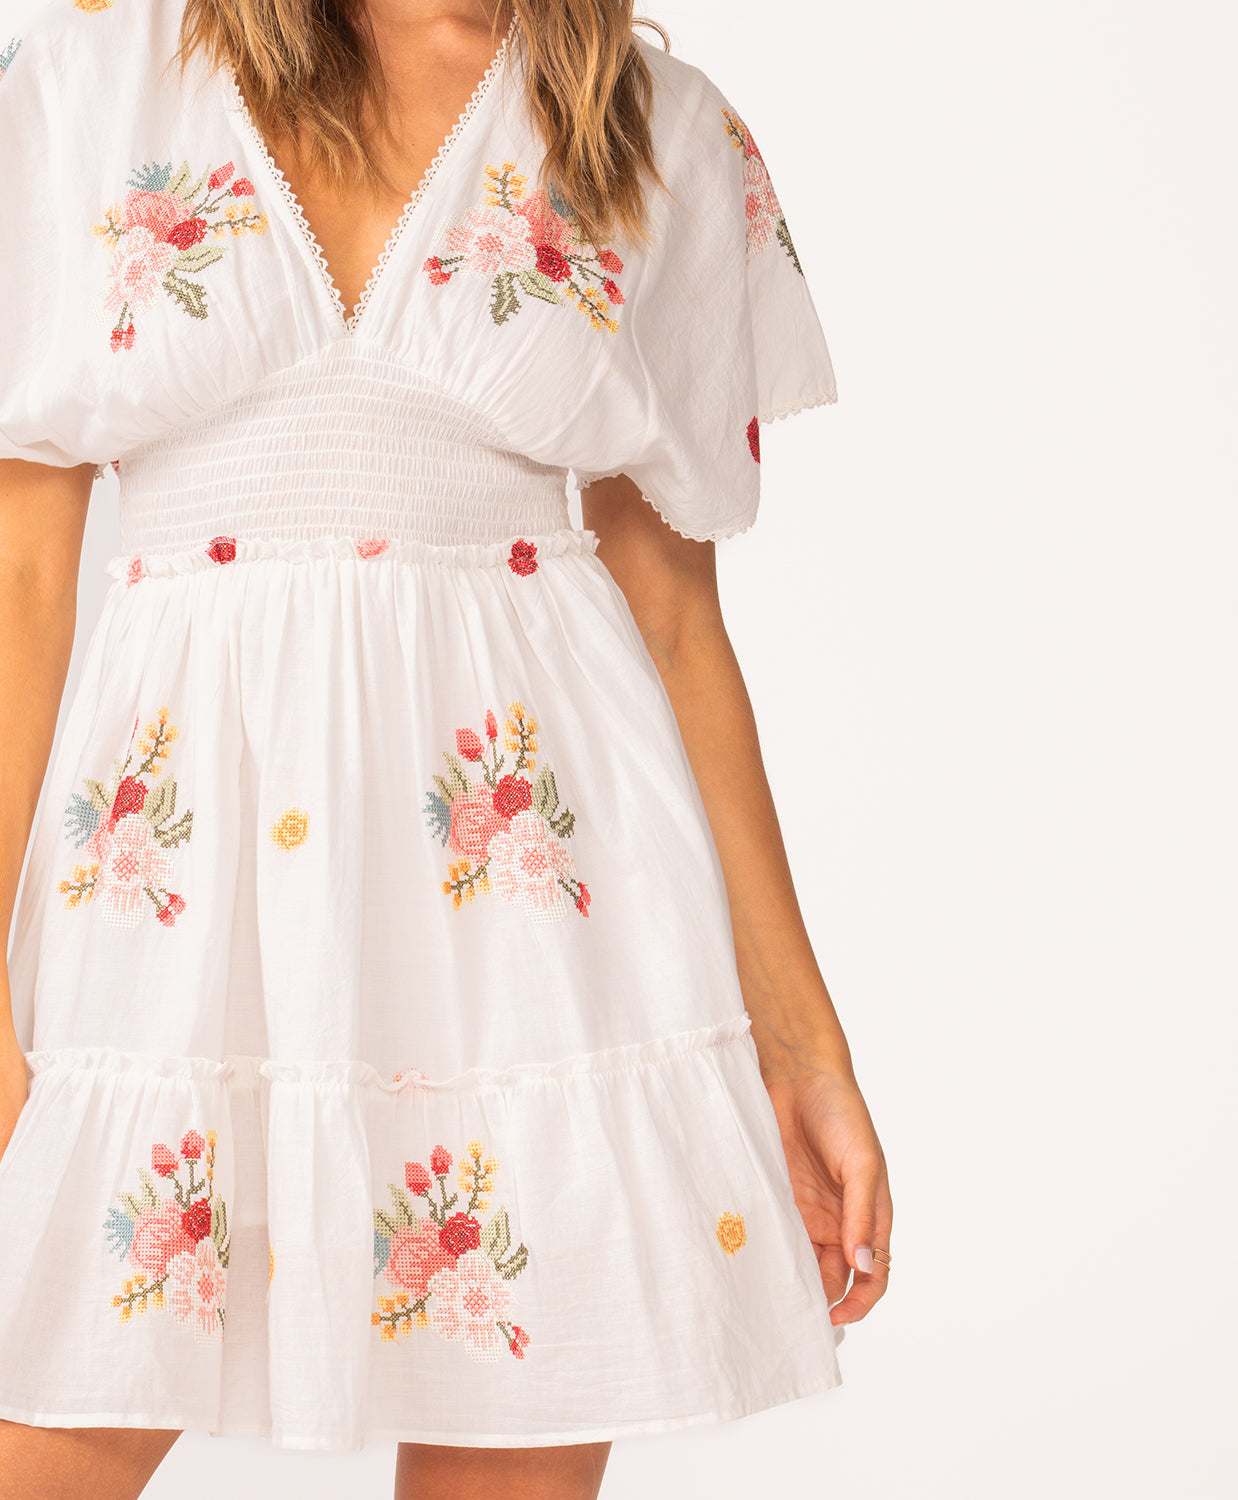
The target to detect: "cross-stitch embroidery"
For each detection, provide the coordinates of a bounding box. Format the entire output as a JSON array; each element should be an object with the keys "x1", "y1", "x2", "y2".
[
  {"x1": 103, "y1": 1128, "x2": 230, "y2": 1340},
  {"x1": 423, "y1": 701, "x2": 591, "y2": 921},
  {"x1": 747, "y1": 415, "x2": 761, "y2": 462},
  {"x1": 74, "y1": 0, "x2": 114, "y2": 12},
  {"x1": 92, "y1": 159, "x2": 267, "y2": 351},
  {"x1": 0, "y1": 37, "x2": 20, "y2": 78},
  {"x1": 722, "y1": 108, "x2": 803, "y2": 274},
  {"x1": 422, "y1": 161, "x2": 624, "y2": 333},
  {"x1": 373, "y1": 1139, "x2": 531, "y2": 1361},
  {"x1": 716, "y1": 1210, "x2": 748, "y2": 1255},
  {"x1": 59, "y1": 706, "x2": 193, "y2": 928}
]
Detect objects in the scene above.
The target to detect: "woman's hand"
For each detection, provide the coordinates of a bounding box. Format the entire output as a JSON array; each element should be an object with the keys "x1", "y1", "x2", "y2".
[
  {"x1": 764, "y1": 1058, "x2": 893, "y2": 1327},
  {"x1": 0, "y1": 971, "x2": 30, "y2": 1166}
]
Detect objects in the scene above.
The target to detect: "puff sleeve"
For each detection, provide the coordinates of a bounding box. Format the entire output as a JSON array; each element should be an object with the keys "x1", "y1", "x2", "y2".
[
  {"x1": 0, "y1": 12, "x2": 101, "y2": 470},
  {"x1": 569, "y1": 72, "x2": 837, "y2": 541}
]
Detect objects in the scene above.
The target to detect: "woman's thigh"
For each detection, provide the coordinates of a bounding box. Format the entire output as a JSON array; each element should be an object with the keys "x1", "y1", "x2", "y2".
[
  {"x1": 0, "y1": 1421, "x2": 181, "y2": 1500},
  {"x1": 395, "y1": 1440, "x2": 612, "y2": 1500}
]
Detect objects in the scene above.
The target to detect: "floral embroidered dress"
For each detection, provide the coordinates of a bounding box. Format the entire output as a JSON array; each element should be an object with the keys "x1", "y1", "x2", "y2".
[{"x1": 0, "y1": 0, "x2": 842, "y2": 1452}]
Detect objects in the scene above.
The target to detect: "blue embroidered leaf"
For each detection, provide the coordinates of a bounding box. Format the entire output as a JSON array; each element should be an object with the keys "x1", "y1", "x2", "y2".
[
  {"x1": 63, "y1": 791, "x2": 102, "y2": 848},
  {"x1": 423, "y1": 790, "x2": 451, "y2": 846},
  {"x1": 127, "y1": 160, "x2": 174, "y2": 192},
  {"x1": 0, "y1": 37, "x2": 21, "y2": 79},
  {"x1": 373, "y1": 1225, "x2": 391, "y2": 1278},
  {"x1": 103, "y1": 1206, "x2": 137, "y2": 1260}
]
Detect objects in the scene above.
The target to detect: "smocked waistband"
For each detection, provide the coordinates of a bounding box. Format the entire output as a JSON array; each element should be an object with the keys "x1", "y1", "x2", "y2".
[{"x1": 104, "y1": 528, "x2": 601, "y2": 585}]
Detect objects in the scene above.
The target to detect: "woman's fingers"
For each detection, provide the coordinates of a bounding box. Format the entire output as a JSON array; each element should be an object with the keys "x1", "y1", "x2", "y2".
[{"x1": 827, "y1": 1152, "x2": 893, "y2": 1326}]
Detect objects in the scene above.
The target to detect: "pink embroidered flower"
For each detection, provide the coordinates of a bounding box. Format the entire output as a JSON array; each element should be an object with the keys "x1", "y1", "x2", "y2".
[
  {"x1": 492, "y1": 773, "x2": 532, "y2": 820},
  {"x1": 430, "y1": 1144, "x2": 452, "y2": 1176},
  {"x1": 439, "y1": 1212, "x2": 482, "y2": 1256},
  {"x1": 91, "y1": 815, "x2": 176, "y2": 929},
  {"x1": 426, "y1": 1249, "x2": 513, "y2": 1362},
  {"x1": 486, "y1": 809, "x2": 577, "y2": 918},
  {"x1": 355, "y1": 536, "x2": 390, "y2": 558},
  {"x1": 514, "y1": 191, "x2": 577, "y2": 256},
  {"x1": 384, "y1": 1220, "x2": 456, "y2": 1301},
  {"x1": 180, "y1": 1130, "x2": 206, "y2": 1160},
  {"x1": 128, "y1": 1201, "x2": 194, "y2": 1275},
  {"x1": 748, "y1": 415, "x2": 761, "y2": 462},
  {"x1": 166, "y1": 1236, "x2": 227, "y2": 1338},
  {"x1": 508, "y1": 538, "x2": 538, "y2": 575},
  {"x1": 102, "y1": 226, "x2": 179, "y2": 317},
  {"x1": 125, "y1": 556, "x2": 145, "y2": 587},
  {"x1": 156, "y1": 892, "x2": 186, "y2": 927},
  {"x1": 484, "y1": 710, "x2": 498, "y2": 740},
  {"x1": 121, "y1": 188, "x2": 192, "y2": 242},
  {"x1": 405, "y1": 1160, "x2": 432, "y2": 1196},
  {"x1": 447, "y1": 786, "x2": 508, "y2": 862},
  {"x1": 723, "y1": 108, "x2": 802, "y2": 272},
  {"x1": 456, "y1": 727, "x2": 485, "y2": 761},
  {"x1": 441, "y1": 205, "x2": 536, "y2": 275}
]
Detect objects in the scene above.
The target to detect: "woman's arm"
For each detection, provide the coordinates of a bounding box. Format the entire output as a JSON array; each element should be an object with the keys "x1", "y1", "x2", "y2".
[
  {"x1": 0, "y1": 458, "x2": 93, "y2": 1148},
  {"x1": 582, "y1": 474, "x2": 892, "y2": 1326}
]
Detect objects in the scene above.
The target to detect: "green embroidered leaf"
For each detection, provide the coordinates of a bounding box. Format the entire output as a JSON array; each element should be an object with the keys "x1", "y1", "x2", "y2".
[
  {"x1": 489, "y1": 270, "x2": 521, "y2": 324},
  {"x1": 480, "y1": 1205, "x2": 511, "y2": 1262},
  {"x1": 532, "y1": 765, "x2": 558, "y2": 819},
  {"x1": 515, "y1": 267, "x2": 565, "y2": 305},
  {"x1": 386, "y1": 1185, "x2": 420, "y2": 1229},
  {"x1": 118, "y1": 1192, "x2": 142, "y2": 1218},
  {"x1": 497, "y1": 1242, "x2": 528, "y2": 1279},
  {"x1": 163, "y1": 267, "x2": 209, "y2": 320},
  {"x1": 549, "y1": 807, "x2": 575, "y2": 839},
  {"x1": 441, "y1": 752, "x2": 472, "y2": 797},
  {"x1": 375, "y1": 1210, "x2": 399, "y2": 1238},
  {"x1": 144, "y1": 776, "x2": 175, "y2": 829},
  {"x1": 166, "y1": 161, "x2": 192, "y2": 195},
  {"x1": 135, "y1": 1167, "x2": 162, "y2": 1208},
  {"x1": 431, "y1": 773, "x2": 456, "y2": 805},
  {"x1": 776, "y1": 217, "x2": 803, "y2": 275},
  {"x1": 83, "y1": 778, "x2": 112, "y2": 812},
  {"x1": 218, "y1": 1229, "x2": 230, "y2": 1268},
  {"x1": 176, "y1": 243, "x2": 224, "y2": 275},
  {"x1": 153, "y1": 809, "x2": 193, "y2": 848},
  {"x1": 180, "y1": 170, "x2": 208, "y2": 203}
]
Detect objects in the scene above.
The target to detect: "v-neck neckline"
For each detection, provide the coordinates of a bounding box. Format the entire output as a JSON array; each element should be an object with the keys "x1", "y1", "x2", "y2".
[{"x1": 223, "y1": 11, "x2": 519, "y2": 338}]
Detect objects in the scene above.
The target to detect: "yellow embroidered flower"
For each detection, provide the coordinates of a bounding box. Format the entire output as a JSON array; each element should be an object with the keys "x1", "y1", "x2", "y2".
[
  {"x1": 508, "y1": 700, "x2": 526, "y2": 719},
  {"x1": 271, "y1": 807, "x2": 310, "y2": 849},
  {"x1": 74, "y1": 0, "x2": 114, "y2": 13},
  {"x1": 716, "y1": 1211, "x2": 747, "y2": 1255},
  {"x1": 413, "y1": 1307, "x2": 430, "y2": 1328}
]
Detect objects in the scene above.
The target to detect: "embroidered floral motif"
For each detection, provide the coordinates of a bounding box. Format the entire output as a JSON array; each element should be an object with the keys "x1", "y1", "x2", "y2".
[
  {"x1": 271, "y1": 807, "x2": 310, "y2": 849},
  {"x1": 507, "y1": 538, "x2": 538, "y2": 575},
  {"x1": 206, "y1": 535, "x2": 237, "y2": 563},
  {"x1": 103, "y1": 1128, "x2": 230, "y2": 1339},
  {"x1": 423, "y1": 701, "x2": 590, "y2": 921},
  {"x1": 0, "y1": 38, "x2": 20, "y2": 78},
  {"x1": 423, "y1": 160, "x2": 624, "y2": 333},
  {"x1": 716, "y1": 1211, "x2": 747, "y2": 1255},
  {"x1": 721, "y1": 108, "x2": 803, "y2": 274},
  {"x1": 59, "y1": 706, "x2": 193, "y2": 928},
  {"x1": 74, "y1": 0, "x2": 114, "y2": 12},
  {"x1": 355, "y1": 536, "x2": 391, "y2": 558},
  {"x1": 92, "y1": 159, "x2": 267, "y2": 351},
  {"x1": 747, "y1": 415, "x2": 761, "y2": 462},
  {"x1": 373, "y1": 1139, "x2": 531, "y2": 1361}
]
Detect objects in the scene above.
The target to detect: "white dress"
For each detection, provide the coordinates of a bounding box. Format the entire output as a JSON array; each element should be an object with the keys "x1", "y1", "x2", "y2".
[{"x1": 0, "y1": 0, "x2": 844, "y2": 1451}]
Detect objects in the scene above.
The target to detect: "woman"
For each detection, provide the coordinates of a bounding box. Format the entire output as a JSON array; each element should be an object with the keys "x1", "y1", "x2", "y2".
[{"x1": 0, "y1": 0, "x2": 892, "y2": 1494}]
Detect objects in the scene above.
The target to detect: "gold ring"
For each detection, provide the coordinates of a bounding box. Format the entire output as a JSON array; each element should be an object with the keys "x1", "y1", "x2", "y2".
[{"x1": 872, "y1": 1248, "x2": 892, "y2": 1266}]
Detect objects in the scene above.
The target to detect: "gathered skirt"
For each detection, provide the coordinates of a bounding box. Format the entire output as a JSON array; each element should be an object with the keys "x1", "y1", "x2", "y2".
[{"x1": 0, "y1": 525, "x2": 844, "y2": 1450}]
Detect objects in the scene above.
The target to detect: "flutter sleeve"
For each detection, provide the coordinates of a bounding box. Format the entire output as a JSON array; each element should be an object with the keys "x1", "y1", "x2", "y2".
[
  {"x1": 0, "y1": 13, "x2": 102, "y2": 471},
  {"x1": 569, "y1": 73, "x2": 838, "y2": 541}
]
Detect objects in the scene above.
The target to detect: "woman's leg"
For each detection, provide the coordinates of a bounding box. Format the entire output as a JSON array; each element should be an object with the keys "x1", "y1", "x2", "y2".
[
  {"x1": 395, "y1": 1440, "x2": 612, "y2": 1500},
  {"x1": 0, "y1": 1421, "x2": 181, "y2": 1500}
]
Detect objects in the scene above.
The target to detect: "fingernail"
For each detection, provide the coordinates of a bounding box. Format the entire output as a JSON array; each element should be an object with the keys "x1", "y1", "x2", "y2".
[{"x1": 855, "y1": 1246, "x2": 874, "y2": 1274}]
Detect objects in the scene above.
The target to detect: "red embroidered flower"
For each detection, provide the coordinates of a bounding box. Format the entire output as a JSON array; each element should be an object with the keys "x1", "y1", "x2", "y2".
[
  {"x1": 181, "y1": 1198, "x2": 213, "y2": 1241},
  {"x1": 165, "y1": 217, "x2": 207, "y2": 250},
  {"x1": 575, "y1": 881, "x2": 591, "y2": 917},
  {"x1": 151, "y1": 1143, "x2": 179, "y2": 1177},
  {"x1": 598, "y1": 248, "x2": 623, "y2": 274},
  {"x1": 230, "y1": 178, "x2": 255, "y2": 198},
  {"x1": 485, "y1": 709, "x2": 498, "y2": 740},
  {"x1": 747, "y1": 415, "x2": 761, "y2": 462},
  {"x1": 508, "y1": 538, "x2": 538, "y2": 575},
  {"x1": 603, "y1": 278, "x2": 624, "y2": 305},
  {"x1": 535, "y1": 244, "x2": 571, "y2": 282},
  {"x1": 405, "y1": 1161, "x2": 432, "y2": 1196},
  {"x1": 355, "y1": 537, "x2": 390, "y2": 558},
  {"x1": 430, "y1": 1144, "x2": 452, "y2": 1176},
  {"x1": 208, "y1": 163, "x2": 235, "y2": 191},
  {"x1": 206, "y1": 536, "x2": 236, "y2": 564},
  {"x1": 509, "y1": 1324, "x2": 530, "y2": 1357},
  {"x1": 456, "y1": 727, "x2": 484, "y2": 761},
  {"x1": 439, "y1": 1212, "x2": 482, "y2": 1256},
  {"x1": 180, "y1": 1130, "x2": 205, "y2": 1160},
  {"x1": 156, "y1": 892, "x2": 186, "y2": 927},
  {"x1": 110, "y1": 322, "x2": 136, "y2": 353},
  {"x1": 125, "y1": 556, "x2": 145, "y2": 587},
  {"x1": 423, "y1": 255, "x2": 451, "y2": 286},
  {"x1": 493, "y1": 773, "x2": 532, "y2": 819},
  {"x1": 111, "y1": 775, "x2": 148, "y2": 822}
]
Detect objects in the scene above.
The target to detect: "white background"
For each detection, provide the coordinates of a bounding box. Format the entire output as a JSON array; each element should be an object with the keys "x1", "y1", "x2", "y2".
[{"x1": 51, "y1": 0, "x2": 1237, "y2": 1495}]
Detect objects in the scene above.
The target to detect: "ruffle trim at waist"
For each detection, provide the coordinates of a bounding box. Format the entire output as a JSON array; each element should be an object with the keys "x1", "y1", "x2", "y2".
[
  {"x1": 103, "y1": 528, "x2": 600, "y2": 584},
  {"x1": 22, "y1": 1013, "x2": 754, "y2": 1093}
]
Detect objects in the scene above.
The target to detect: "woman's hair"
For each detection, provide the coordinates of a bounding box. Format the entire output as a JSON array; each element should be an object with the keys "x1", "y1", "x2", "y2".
[{"x1": 171, "y1": 0, "x2": 673, "y2": 250}]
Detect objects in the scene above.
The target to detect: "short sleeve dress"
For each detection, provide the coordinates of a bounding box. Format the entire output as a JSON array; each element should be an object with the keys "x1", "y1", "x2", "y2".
[{"x1": 0, "y1": 0, "x2": 844, "y2": 1452}]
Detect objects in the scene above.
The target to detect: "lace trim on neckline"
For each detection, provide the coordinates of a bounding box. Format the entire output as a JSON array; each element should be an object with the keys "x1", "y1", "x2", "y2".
[{"x1": 223, "y1": 10, "x2": 519, "y2": 336}]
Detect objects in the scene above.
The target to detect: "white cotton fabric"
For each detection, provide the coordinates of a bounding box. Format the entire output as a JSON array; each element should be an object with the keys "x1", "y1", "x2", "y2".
[{"x1": 0, "y1": 0, "x2": 844, "y2": 1451}]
